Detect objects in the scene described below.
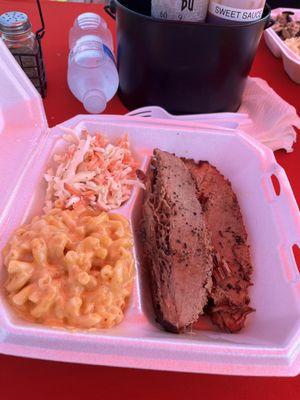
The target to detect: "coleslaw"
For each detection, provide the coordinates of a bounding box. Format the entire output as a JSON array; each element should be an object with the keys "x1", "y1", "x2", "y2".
[{"x1": 44, "y1": 128, "x2": 143, "y2": 212}]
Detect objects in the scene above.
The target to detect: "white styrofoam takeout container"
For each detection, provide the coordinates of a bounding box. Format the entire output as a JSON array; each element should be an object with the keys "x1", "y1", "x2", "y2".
[
  {"x1": 0, "y1": 39, "x2": 300, "y2": 377},
  {"x1": 264, "y1": 8, "x2": 300, "y2": 84}
]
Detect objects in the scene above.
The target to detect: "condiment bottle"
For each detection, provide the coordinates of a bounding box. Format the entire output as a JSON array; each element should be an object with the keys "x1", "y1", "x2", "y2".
[
  {"x1": 151, "y1": 0, "x2": 209, "y2": 22},
  {"x1": 207, "y1": 0, "x2": 266, "y2": 24},
  {"x1": 0, "y1": 11, "x2": 43, "y2": 93}
]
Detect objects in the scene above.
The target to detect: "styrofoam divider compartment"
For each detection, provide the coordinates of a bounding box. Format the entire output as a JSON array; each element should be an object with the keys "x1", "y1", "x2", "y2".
[
  {"x1": 0, "y1": 113, "x2": 300, "y2": 377},
  {"x1": 264, "y1": 8, "x2": 300, "y2": 84}
]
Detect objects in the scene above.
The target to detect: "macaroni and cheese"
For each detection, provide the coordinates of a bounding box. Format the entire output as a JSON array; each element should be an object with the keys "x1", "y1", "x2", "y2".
[{"x1": 3, "y1": 207, "x2": 135, "y2": 329}]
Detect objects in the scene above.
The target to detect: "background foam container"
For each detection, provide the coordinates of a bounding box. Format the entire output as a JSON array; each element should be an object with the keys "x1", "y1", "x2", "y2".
[
  {"x1": 0, "y1": 39, "x2": 299, "y2": 377},
  {"x1": 264, "y1": 8, "x2": 300, "y2": 84}
]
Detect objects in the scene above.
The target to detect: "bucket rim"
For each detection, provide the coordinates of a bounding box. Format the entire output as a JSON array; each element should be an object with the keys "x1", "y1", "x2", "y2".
[{"x1": 112, "y1": 0, "x2": 271, "y2": 29}]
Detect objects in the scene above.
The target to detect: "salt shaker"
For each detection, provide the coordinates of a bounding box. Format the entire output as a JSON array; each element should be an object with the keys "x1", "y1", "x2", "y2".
[{"x1": 0, "y1": 11, "x2": 46, "y2": 97}]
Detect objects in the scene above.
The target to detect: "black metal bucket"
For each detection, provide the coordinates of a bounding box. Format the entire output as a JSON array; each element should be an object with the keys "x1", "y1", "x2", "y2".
[{"x1": 105, "y1": 1, "x2": 271, "y2": 114}]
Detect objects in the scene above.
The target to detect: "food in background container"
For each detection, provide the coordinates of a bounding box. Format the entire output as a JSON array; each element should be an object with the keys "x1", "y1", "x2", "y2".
[
  {"x1": 141, "y1": 149, "x2": 253, "y2": 334},
  {"x1": 44, "y1": 128, "x2": 143, "y2": 213},
  {"x1": 3, "y1": 207, "x2": 135, "y2": 330},
  {"x1": 272, "y1": 11, "x2": 300, "y2": 58},
  {"x1": 207, "y1": 0, "x2": 266, "y2": 24},
  {"x1": 285, "y1": 38, "x2": 300, "y2": 57},
  {"x1": 151, "y1": 0, "x2": 209, "y2": 22},
  {"x1": 272, "y1": 11, "x2": 300, "y2": 39}
]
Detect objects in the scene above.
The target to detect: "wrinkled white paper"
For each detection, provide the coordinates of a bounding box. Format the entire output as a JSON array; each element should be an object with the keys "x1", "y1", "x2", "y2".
[
  {"x1": 240, "y1": 77, "x2": 300, "y2": 152},
  {"x1": 151, "y1": 0, "x2": 209, "y2": 22}
]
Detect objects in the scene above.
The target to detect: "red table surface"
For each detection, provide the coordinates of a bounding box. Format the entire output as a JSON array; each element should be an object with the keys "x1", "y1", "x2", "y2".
[{"x1": 0, "y1": 0, "x2": 299, "y2": 398}]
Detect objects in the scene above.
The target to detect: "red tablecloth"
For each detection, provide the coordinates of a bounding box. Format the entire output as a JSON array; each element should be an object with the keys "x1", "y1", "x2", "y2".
[{"x1": 0, "y1": 1, "x2": 299, "y2": 398}]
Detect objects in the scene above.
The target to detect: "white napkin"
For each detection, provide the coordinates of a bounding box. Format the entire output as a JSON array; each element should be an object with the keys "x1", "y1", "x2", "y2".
[{"x1": 239, "y1": 77, "x2": 300, "y2": 152}]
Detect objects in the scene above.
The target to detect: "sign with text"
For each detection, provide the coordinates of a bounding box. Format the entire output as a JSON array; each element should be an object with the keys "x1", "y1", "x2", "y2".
[{"x1": 151, "y1": 0, "x2": 209, "y2": 22}]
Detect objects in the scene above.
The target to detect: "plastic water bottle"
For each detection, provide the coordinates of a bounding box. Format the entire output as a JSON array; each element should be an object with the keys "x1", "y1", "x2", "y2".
[{"x1": 67, "y1": 13, "x2": 119, "y2": 114}]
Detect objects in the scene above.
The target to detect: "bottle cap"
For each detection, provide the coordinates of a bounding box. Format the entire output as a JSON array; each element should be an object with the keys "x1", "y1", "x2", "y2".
[
  {"x1": 77, "y1": 12, "x2": 107, "y2": 30},
  {"x1": 83, "y1": 89, "x2": 107, "y2": 114},
  {"x1": 0, "y1": 11, "x2": 32, "y2": 35}
]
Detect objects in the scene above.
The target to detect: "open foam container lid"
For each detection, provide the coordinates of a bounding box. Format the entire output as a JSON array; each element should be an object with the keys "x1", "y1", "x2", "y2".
[
  {"x1": 0, "y1": 39, "x2": 48, "y2": 228},
  {"x1": 0, "y1": 39, "x2": 300, "y2": 376}
]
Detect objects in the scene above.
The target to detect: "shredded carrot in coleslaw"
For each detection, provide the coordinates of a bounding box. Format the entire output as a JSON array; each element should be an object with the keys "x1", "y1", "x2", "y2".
[{"x1": 44, "y1": 127, "x2": 144, "y2": 212}]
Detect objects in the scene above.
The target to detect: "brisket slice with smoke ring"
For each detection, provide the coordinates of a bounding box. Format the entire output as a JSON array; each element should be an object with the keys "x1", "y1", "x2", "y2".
[
  {"x1": 142, "y1": 149, "x2": 214, "y2": 333},
  {"x1": 184, "y1": 160, "x2": 254, "y2": 333}
]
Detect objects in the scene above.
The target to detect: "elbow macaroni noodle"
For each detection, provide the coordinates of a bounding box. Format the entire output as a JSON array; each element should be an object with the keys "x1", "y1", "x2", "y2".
[{"x1": 3, "y1": 207, "x2": 135, "y2": 329}]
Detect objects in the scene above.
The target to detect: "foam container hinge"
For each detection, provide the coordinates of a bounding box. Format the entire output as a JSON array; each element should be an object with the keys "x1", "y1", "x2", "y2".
[
  {"x1": 264, "y1": 8, "x2": 300, "y2": 84},
  {"x1": 0, "y1": 39, "x2": 300, "y2": 377}
]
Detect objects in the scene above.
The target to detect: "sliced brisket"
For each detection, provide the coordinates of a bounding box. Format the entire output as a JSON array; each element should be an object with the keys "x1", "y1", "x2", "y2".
[
  {"x1": 142, "y1": 150, "x2": 214, "y2": 333},
  {"x1": 185, "y1": 160, "x2": 254, "y2": 333}
]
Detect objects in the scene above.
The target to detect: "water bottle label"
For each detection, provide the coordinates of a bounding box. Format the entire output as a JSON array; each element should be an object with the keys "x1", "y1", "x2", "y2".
[
  {"x1": 103, "y1": 44, "x2": 116, "y2": 65},
  {"x1": 151, "y1": 0, "x2": 209, "y2": 22},
  {"x1": 208, "y1": 2, "x2": 263, "y2": 22}
]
